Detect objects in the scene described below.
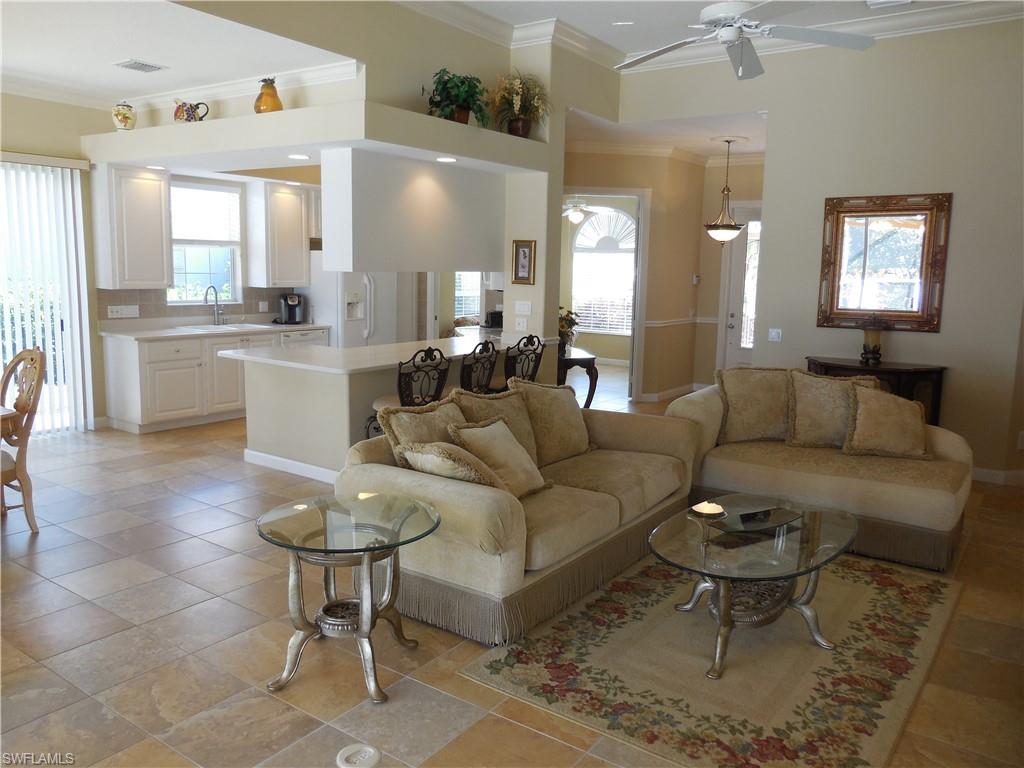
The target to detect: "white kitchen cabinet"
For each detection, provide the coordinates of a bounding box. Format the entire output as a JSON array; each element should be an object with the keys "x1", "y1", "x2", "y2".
[
  {"x1": 91, "y1": 164, "x2": 172, "y2": 289},
  {"x1": 307, "y1": 187, "x2": 322, "y2": 240},
  {"x1": 482, "y1": 271, "x2": 505, "y2": 290},
  {"x1": 280, "y1": 328, "x2": 328, "y2": 348},
  {"x1": 205, "y1": 334, "x2": 278, "y2": 413},
  {"x1": 144, "y1": 359, "x2": 205, "y2": 422},
  {"x1": 246, "y1": 181, "x2": 309, "y2": 288}
]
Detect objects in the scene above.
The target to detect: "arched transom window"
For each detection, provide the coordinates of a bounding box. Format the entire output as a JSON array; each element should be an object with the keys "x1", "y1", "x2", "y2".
[{"x1": 572, "y1": 209, "x2": 636, "y2": 335}]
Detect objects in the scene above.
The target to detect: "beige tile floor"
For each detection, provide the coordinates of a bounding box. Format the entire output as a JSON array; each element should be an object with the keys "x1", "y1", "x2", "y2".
[{"x1": 1, "y1": 402, "x2": 1021, "y2": 767}]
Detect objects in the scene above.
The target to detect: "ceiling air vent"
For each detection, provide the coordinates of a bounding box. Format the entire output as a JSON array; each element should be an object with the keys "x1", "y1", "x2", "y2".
[{"x1": 113, "y1": 59, "x2": 167, "y2": 74}]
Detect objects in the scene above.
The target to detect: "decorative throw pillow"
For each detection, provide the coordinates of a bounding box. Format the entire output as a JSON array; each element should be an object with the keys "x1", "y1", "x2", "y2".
[
  {"x1": 377, "y1": 399, "x2": 465, "y2": 467},
  {"x1": 507, "y1": 378, "x2": 589, "y2": 467},
  {"x1": 715, "y1": 368, "x2": 789, "y2": 444},
  {"x1": 787, "y1": 370, "x2": 879, "y2": 448},
  {"x1": 450, "y1": 388, "x2": 539, "y2": 464},
  {"x1": 844, "y1": 387, "x2": 931, "y2": 459},
  {"x1": 395, "y1": 442, "x2": 508, "y2": 490},
  {"x1": 448, "y1": 417, "x2": 547, "y2": 498}
]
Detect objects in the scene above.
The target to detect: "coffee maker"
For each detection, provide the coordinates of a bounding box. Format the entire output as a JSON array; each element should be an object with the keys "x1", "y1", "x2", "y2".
[{"x1": 277, "y1": 293, "x2": 305, "y2": 324}]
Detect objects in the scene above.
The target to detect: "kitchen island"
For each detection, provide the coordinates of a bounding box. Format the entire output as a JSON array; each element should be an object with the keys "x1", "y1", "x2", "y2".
[{"x1": 219, "y1": 330, "x2": 511, "y2": 481}]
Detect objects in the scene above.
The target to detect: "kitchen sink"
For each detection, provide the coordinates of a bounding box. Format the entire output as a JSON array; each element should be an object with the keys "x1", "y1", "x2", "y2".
[{"x1": 185, "y1": 324, "x2": 241, "y2": 331}]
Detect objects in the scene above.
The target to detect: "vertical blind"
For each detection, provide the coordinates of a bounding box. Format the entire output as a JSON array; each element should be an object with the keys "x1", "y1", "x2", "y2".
[{"x1": 0, "y1": 162, "x2": 90, "y2": 433}]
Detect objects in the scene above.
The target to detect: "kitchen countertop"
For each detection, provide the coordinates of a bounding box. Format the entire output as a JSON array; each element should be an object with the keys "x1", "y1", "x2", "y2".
[
  {"x1": 100, "y1": 323, "x2": 331, "y2": 341},
  {"x1": 218, "y1": 329, "x2": 500, "y2": 375}
]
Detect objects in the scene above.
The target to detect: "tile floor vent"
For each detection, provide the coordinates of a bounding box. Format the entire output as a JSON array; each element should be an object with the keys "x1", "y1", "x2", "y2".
[{"x1": 113, "y1": 59, "x2": 167, "y2": 74}]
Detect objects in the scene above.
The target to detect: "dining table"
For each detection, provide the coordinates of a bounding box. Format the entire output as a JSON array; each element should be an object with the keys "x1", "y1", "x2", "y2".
[{"x1": 0, "y1": 406, "x2": 17, "y2": 440}]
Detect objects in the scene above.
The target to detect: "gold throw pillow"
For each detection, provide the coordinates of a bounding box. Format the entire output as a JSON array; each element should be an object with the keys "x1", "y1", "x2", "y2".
[
  {"x1": 715, "y1": 367, "x2": 789, "y2": 444},
  {"x1": 507, "y1": 378, "x2": 589, "y2": 467},
  {"x1": 395, "y1": 442, "x2": 508, "y2": 490},
  {"x1": 377, "y1": 399, "x2": 466, "y2": 467},
  {"x1": 844, "y1": 387, "x2": 931, "y2": 460},
  {"x1": 448, "y1": 417, "x2": 547, "y2": 498},
  {"x1": 450, "y1": 388, "x2": 539, "y2": 464},
  {"x1": 787, "y1": 370, "x2": 879, "y2": 448}
]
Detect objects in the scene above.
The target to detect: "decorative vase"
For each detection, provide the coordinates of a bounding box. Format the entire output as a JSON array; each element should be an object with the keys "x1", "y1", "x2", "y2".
[
  {"x1": 173, "y1": 99, "x2": 209, "y2": 123},
  {"x1": 449, "y1": 106, "x2": 471, "y2": 124},
  {"x1": 507, "y1": 117, "x2": 531, "y2": 138},
  {"x1": 254, "y1": 77, "x2": 283, "y2": 113},
  {"x1": 111, "y1": 101, "x2": 136, "y2": 131}
]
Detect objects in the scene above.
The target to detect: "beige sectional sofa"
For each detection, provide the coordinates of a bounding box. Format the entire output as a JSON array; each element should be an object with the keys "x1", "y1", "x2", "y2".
[
  {"x1": 337, "y1": 404, "x2": 698, "y2": 645},
  {"x1": 666, "y1": 384, "x2": 972, "y2": 570}
]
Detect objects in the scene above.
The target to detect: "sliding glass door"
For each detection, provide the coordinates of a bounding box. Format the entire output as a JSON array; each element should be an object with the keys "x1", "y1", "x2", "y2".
[{"x1": 0, "y1": 161, "x2": 91, "y2": 433}]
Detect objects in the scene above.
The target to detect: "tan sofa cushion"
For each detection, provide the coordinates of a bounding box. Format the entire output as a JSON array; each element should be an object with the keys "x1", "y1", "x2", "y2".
[
  {"x1": 701, "y1": 441, "x2": 969, "y2": 532},
  {"x1": 449, "y1": 417, "x2": 546, "y2": 498},
  {"x1": 845, "y1": 387, "x2": 930, "y2": 459},
  {"x1": 378, "y1": 399, "x2": 465, "y2": 466},
  {"x1": 541, "y1": 449, "x2": 682, "y2": 524},
  {"x1": 788, "y1": 370, "x2": 878, "y2": 448},
  {"x1": 716, "y1": 367, "x2": 789, "y2": 443},
  {"x1": 508, "y1": 378, "x2": 589, "y2": 467},
  {"x1": 521, "y1": 485, "x2": 619, "y2": 570},
  {"x1": 450, "y1": 389, "x2": 538, "y2": 464},
  {"x1": 395, "y1": 442, "x2": 507, "y2": 490}
]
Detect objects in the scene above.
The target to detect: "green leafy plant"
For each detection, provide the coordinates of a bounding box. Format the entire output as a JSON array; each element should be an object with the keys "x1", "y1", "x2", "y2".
[
  {"x1": 488, "y1": 71, "x2": 550, "y2": 129},
  {"x1": 425, "y1": 68, "x2": 489, "y2": 126}
]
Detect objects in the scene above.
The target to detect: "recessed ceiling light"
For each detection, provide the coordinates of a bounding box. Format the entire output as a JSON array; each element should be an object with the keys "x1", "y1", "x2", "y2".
[
  {"x1": 285, "y1": 181, "x2": 301, "y2": 186},
  {"x1": 287, "y1": 153, "x2": 310, "y2": 160},
  {"x1": 436, "y1": 157, "x2": 457, "y2": 163},
  {"x1": 146, "y1": 165, "x2": 165, "y2": 170},
  {"x1": 611, "y1": 21, "x2": 634, "y2": 26}
]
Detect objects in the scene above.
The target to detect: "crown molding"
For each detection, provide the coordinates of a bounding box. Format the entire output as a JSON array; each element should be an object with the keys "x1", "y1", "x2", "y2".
[
  {"x1": 705, "y1": 152, "x2": 765, "y2": 168},
  {"x1": 2, "y1": 61, "x2": 359, "y2": 111},
  {"x1": 566, "y1": 140, "x2": 706, "y2": 165},
  {"x1": 511, "y1": 19, "x2": 624, "y2": 69},
  {"x1": 620, "y1": 1, "x2": 1024, "y2": 74},
  {"x1": 398, "y1": 1, "x2": 512, "y2": 47}
]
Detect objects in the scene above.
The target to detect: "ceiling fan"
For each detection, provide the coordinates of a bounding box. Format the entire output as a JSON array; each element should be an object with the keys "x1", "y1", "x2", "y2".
[
  {"x1": 615, "y1": 1, "x2": 875, "y2": 80},
  {"x1": 562, "y1": 197, "x2": 607, "y2": 224}
]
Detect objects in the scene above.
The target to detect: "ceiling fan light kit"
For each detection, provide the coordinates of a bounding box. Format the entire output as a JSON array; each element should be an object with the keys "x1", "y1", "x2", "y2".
[
  {"x1": 615, "y1": 1, "x2": 875, "y2": 79},
  {"x1": 705, "y1": 138, "x2": 745, "y2": 243}
]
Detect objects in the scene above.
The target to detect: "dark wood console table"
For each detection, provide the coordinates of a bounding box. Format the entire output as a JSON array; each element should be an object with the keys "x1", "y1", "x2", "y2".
[
  {"x1": 557, "y1": 347, "x2": 599, "y2": 408},
  {"x1": 806, "y1": 357, "x2": 945, "y2": 425}
]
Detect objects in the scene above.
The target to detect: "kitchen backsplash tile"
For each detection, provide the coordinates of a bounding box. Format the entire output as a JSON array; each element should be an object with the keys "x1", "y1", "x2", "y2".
[{"x1": 96, "y1": 288, "x2": 290, "y2": 321}]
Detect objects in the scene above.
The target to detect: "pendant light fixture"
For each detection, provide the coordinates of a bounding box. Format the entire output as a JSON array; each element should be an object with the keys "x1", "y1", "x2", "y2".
[{"x1": 705, "y1": 138, "x2": 745, "y2": 243}]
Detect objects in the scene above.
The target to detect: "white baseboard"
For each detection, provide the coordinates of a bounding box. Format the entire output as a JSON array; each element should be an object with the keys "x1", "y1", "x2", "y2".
[
  {"x1": 973, "y1": 467, "x2": 1024, "y2": 487},
  {"x1": 595, "y1": 357, "x2": 629, "y2": 367},
  {"x1": 91, "y1": 416, "x2": 111, "y2": 430},
  {"x1": 105, "y1": 411, "x2": 245, "y2": 434},
  {"x1": 244, "y1": 449, "x2": 338, "y2": 484},
  {"x1": 636, "y1": 383, "x2": 697, "y2": 403}
]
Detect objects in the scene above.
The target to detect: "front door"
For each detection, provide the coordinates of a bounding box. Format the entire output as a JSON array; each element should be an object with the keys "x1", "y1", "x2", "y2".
[{"x1": 724, "y1": 206, "x2": 762, "y2": 368}]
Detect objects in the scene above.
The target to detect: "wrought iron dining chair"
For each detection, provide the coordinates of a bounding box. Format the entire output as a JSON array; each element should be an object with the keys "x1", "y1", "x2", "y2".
[
  {"x1": 503, "y1": 334, "x2": 546, "y2": 383},
  {"x1": 458, "y1": 340, "x2": 498, "y2": 394},
  {"x1": 366, "y1": 347, "x2": 452, "y2": 438},
  {"x1": 1, "y1": 348, "x2": 46, "y2": 533}
]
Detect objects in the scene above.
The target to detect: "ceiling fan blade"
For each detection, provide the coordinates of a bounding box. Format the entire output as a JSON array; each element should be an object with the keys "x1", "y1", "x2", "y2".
[
  {"x1": 726, "y1": 38, "x2": 765, "y2": 80},
  {"x1": 615, "y1": 35, "x2": 707, "y2": 70},
  {"x1": 762, "y1": 24, "x2": 875, "y2": 50}
]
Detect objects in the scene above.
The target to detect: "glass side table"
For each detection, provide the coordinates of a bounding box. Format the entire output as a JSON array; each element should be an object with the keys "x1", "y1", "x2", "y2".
[
  {"x1": 256, "y1": 492, "x2": 439, "y2": 703},
  {"x1": 649, "y1": 493, "x2": 857, "y2": 680}
]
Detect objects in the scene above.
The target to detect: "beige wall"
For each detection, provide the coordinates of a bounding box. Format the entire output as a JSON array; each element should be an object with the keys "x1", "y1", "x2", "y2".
[
  {"x1": 563, "y1": 152, "x2": 704, "y2": 395},
  {"x1": 621, "y1": 22, "x2": 1023, "y2": 470}
]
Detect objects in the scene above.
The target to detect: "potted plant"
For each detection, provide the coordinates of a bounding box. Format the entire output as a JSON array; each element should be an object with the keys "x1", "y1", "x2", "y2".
[
  {"x1": 425, "y1": 68, "x2": 488, "y2": 126},
  {"x1": 489, "y1": 72, "x2": 550, "y2": 138},
  {"x1": 558, "y1": 306, "x2": 579, "y2": 356}
]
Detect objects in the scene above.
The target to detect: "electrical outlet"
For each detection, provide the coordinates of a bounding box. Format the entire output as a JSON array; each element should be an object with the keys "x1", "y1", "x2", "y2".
[
  {"x1": 514, "y1": 300, "x2": 532, "y2": 315},
  {"x1": 515, "y1": 317, "x2": 527, "y2": 332},
  {"x1": 258, "y1": 301, "x2": 269, "y2": 313},
  {"x1": 767, "y1": 328, "x2": 782, "y2": 342},
  {"x1": 107, "y1": 305, "x2": 139, "y2": 319}
]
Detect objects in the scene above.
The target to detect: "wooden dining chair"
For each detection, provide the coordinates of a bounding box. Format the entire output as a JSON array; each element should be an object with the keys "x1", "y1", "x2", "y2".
[
  {"x1": 366, "y1": 347, "x2": 451, "y2": 438},
  {"x1": 1, "y1": 348, "x2": 46, "y2": 533}
]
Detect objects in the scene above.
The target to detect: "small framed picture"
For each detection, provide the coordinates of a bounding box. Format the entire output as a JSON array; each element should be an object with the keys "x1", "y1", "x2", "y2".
[{"x1": 512, "y1": 240, "x2": 536, "y2": 285}]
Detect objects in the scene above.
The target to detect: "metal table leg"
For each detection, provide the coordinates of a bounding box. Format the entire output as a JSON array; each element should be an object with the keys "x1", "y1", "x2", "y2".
[
  {"x1": 378, "y1": 549, "x2": 417, "y2": 649},
  {"x1": 788, "y1": 568, "x2": 834, "y2": 650},
  {"x1": 267, "y1": 551, "x2": 319, "y2": 691},
  {"x1": 354, "y1": 552, "x2": 388, "y2": 703},
  {"x1": 706, "y1": 580, "x2": 733, "y2": 680},
  {"x1": 676, "y1": 575, "x2": 715, "y2": 612}
]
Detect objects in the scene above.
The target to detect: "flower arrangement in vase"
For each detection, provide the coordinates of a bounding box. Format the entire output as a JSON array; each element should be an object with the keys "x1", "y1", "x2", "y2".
[
  {"x1": 558, "y1": 306, "x2": 579, "y2": 355},
  {"x1": 489, "y1": 72, "x2": 549, "y2": 138},
  {"x1": 425, "y1": 68, "x2": 488, "y2": 126}
]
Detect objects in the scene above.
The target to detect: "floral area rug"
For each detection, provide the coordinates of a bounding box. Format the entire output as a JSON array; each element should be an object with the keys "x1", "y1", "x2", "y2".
[{"x1": 461, "y1": 555, "x2": 958, "y2": 767}]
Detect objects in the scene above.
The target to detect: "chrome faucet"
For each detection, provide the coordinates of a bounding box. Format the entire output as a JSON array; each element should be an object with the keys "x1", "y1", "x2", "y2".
[{"x1": 203, "y1": 285, "x2": 224, "y2": 325}]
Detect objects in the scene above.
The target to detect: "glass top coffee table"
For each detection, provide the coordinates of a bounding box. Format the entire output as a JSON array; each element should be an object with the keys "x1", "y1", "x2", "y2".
[
  {"x1": 649, "y1": 493, "x2": 857, "y2": 680},
  {"x1": 257, "y1": 492, "x2": 439, "y2": 703}
]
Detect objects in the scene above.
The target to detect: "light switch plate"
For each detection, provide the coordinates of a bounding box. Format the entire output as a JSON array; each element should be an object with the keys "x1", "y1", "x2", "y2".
[
  {"x1": 258, "y1": 301, "x2": 269, "y2": 313},
  {"x1": 768, "y1": 328, "x2": 782, "y2": 342},
  {"x1": 514, "y1": 300, "x2": 532, "y2": 315},
  {"x1": 514, "y1": 317, "x2": 527, "y2": 331},
  {"x1": 107, "y1": 305, "x2": 139, "y2": 319}
]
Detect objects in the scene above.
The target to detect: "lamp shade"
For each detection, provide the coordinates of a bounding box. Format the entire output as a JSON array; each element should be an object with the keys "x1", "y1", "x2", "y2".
[
  {"x1": 705, "y1": 223, "x2": 744, "y2": 242},
  {"x1": 567, "y1": 208, "x2": 586, "y2": 224}
]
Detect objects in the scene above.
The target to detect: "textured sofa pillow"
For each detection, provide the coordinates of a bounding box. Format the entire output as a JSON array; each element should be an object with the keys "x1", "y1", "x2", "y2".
[
  {"x1": 395, "y1": 442, "x2": 508, "y2": 490},
  {"x1": 448, "y1": 417, "x2": 547, "y2": 498},
  {"x1": 508, "y1": 378, "x2": 589, "y2": 467},
  {"x1": 715, "y1": 367, "x2": 789, "y2": 444},
  {"x1": 450, "y1": 388, "x2": 538, "y2": 464},
  {"x1": 377, "y1": 399, "x2": 466, "y2": 466},
  {"x1": 787, "y1": 370, "x2": 879, "y2": 448},
  {"x1": 844, "y1": 387, "x2": 930, "y2": 460}
]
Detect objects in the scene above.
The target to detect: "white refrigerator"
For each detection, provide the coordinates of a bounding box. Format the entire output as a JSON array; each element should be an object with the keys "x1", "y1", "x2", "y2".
[{"x1": 300, "y1": 251, "x2": 417, "y2": 347}]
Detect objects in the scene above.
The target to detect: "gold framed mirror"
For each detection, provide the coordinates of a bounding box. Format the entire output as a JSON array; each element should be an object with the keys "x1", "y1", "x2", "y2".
[{"x1": 817, "y1": 193, "x2": 952, "y2": 332}]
